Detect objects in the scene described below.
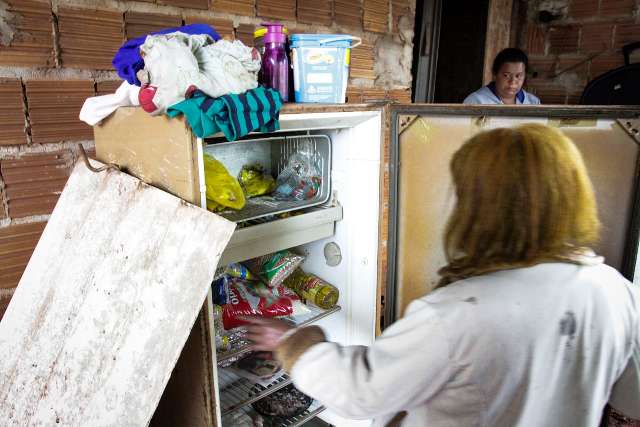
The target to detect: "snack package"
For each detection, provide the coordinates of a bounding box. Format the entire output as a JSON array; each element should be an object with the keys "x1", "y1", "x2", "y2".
[
  {"x1": 212, "y1": 304, "x2": 230, "y2": 351},
  {"x1": 273, "y1": 140, "x2": 321, "y2": 201},
  {"x1": 220, "y1": 279, "x2": 310, "y2": 329},
  {"x1": 245, "y1": 250, "x2": 305, "y2": 288},
  {"x1": 203, "y1": 153, "x2": 246, "y2": 211},
  {"x1": 225, "y1": 263, "x2": 256, "y2": 280},
  {"x1": 212, "y1": 275, "x2": 229, "y2": 305},
  {"x1": 228, "y1": 351, "x2": 283, "y2": 386},
  {"x1": 239, "y1": 164, "x2": 276, "y2": 197},
  {"x1": 283, "y1": 268, "x2": 339, "y2": 310}
]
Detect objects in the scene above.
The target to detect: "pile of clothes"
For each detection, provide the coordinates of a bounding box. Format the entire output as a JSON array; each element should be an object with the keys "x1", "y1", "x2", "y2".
[{"x1": 80, "y1": 24, "x2": 283, "y2": 141}]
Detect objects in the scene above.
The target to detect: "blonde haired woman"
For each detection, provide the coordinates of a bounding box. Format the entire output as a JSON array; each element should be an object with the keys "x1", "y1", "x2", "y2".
[{"x1": 245, "y1": 124, "x2": 639, "y2": 426}]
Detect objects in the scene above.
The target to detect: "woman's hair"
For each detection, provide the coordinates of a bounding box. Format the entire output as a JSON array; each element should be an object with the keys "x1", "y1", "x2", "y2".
[
  {"x1": 437, "y1": 124, "x2": 601, "y2": 287},
  {"x1": 492, "y1": 48, "x2": 529, "y2": 75}
]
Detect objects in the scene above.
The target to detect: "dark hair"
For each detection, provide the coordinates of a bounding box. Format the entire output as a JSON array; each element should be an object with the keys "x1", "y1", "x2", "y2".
[{"x1": 492, "y1": 48, "x2": 529, "y2": 75}]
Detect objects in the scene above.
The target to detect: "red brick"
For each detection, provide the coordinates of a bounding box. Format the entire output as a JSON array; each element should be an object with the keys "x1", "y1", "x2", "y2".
[
  {"x1": 600, "y1": 0, "x2": 635, "y2": 16},
  {"x1": 96, "y1": 81, "x2": 122, "y2": 96},
  {"x1": 124, "y1": 11, "x2": 182, "y2": 40},
  {"x1": 334, "y1": 0, "x2": 363, "y2": 30},
  {"x1": 1, "y1": 151, "x2": 73, "y2": 219},
  {"x1": 387, "y1": 88, "x2": 411, "y2": 103},
  {"x1": 0, "y1": 79, "x2": 27, "y2": 146},
  {"x1": 297, "y1": 0, "x2": 333, "y2": 26},
  {"x1": 235, "y1": 23, "x2": 255, "y2": 46},
  {"x1": 614, "y1": 22, "x2": 640, "y2": 51},
  {"x1": 158, "y1": 0, "x2": 209, "y2": 9},
  {"x1": 567, "y1": 89, "x2": 583, "y2": 104},
  {"x1": 213, "y1": 0, "x2": 255, "y2": 16},
  {"x1": 361, "y1": 87, "x2": 387, "y2": 102},
  {"x1": 526, "y1": 25, "x2": 546, "y2": 55},
  {"x1": 557, "y1": 55, "x2": 590, "y2": 85},
  {"x1": 25, "y1": 80, "x2": 95, "y2": 144},
  {"x1": 57, "y1": 7, "x2": 124, "y2": 70},
  {"x1": 581, "y1": 22, "x2": 614, "y2": 53},
  {"x1": 0, "y1": 0, "x2": 55, "y2": 67},
  {"x1": 0, "y1": 292, "x2": 13, "y2": 321},
  {"x1": 527, "y1": 84, "x2": 567, "y2": 104},
  {"x1": 569, "y1": 0, "x2": 599, "y2": 19},
  {"x1": 391, "y1": 0, "x2": 410, "y2": 32},
  {"x1": 528, "y1": 56, "x2": 556, "y2": 81},
  {"x1": 257, "y1": 0, "x2": 296, "y2": 21},
  {"x1": 346, "y1": 86, "x2": 363, "y2": 103},
  {"x1": 350, "y1": 41, "x2": 376, "y2": 80},
  {"x1": 548, "y1": 25, "x2": 580, "y2": 54},
  {"x1": 184, "y1": 16, "x2": 234, "y2": 39},
  {"x1": 0, "y1": 221, "x2": 47, "y2": 289},
  {"x1": 590, "y1": 54, "x2": 625, "y2": 79},
  {"x1": 363, "y1": 0, "x2": 388, "y2": 33}
]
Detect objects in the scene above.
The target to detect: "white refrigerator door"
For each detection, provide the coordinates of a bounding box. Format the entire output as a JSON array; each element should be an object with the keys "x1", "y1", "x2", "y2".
[{"x1": 0, "y1": 159, "x2": 235, "y2": 426}]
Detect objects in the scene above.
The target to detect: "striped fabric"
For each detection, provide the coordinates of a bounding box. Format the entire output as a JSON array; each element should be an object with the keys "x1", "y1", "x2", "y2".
[{"x1": 167, "y1": 87, "x2": 283, "y2": 141}]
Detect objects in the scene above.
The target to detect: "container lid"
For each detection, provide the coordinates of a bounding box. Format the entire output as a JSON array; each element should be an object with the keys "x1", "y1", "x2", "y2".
[
  {"x1": 290, "y1": 34, "x2": 361, "y2": 48},
  {"x1": 262, "y1": 22, "x2": 287, "y2": 43},
  {"x1": 254, "y1": 26, "x2": 289, "y2": 39}
]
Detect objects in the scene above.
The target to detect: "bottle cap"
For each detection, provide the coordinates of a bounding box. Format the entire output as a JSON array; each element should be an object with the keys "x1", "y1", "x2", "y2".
[{"x1": 262, "y1": 22, "x2": 287, "y2": 44}]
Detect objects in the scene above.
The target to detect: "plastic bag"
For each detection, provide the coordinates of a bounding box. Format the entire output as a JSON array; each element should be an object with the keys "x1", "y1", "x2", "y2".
[
  {"x1": 245, "y1": 250, "x2": 305, "y2": 288},
  {"x1": 221, "y1": 278, "x2": 310, "y2": 329},
  {"x1": 239, "y1": 164, "x2": 276, "y2": 197},
  {"x1": 274, "y1": 140, "x2": 321, "y2": 201},
  {"x1": 203, "y1": 153, "x2": 245, "y2": 211},
  {"x1": 225, "y1": 262, "x2": 256, "y2": 280}
]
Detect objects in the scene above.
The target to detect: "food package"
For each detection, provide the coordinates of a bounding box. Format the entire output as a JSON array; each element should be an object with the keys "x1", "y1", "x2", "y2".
[
  {"x1": 212, "y1": 275, "x2": 230, "y2": 305},
  {"x1": 239, "y1": 164, "x2": 276, "y2": 197},
  {"x1": 225, "y1": 262, "x2": 256, "y2": 280},
  {"x1": 203, "y1": 153, "x2": 246, "y2": 211},
  {"x1": 212, "y1": 304, "x2": 230, "y2": 351},
  {"x1": 283, "y1": 268, "x2": 339, "y2": 310},
  {"x1": 251, "y1": 384, "x2": 313, "y2": 418},
  {"x1": 228, "y1": 351, "x2": 283, "y2": 386},
  {"x1": 245, "y1": 250, "x2": 305, "y2": 288},
  {"x1": 273, "y1": 140, "x2": 322, "y2": 201},
  {"x1": 221, "y1": 279, "x2": 310, "y2": 329}
]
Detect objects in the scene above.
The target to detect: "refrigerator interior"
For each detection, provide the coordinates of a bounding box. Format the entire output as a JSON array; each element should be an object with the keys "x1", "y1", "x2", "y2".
[
  {"x1": 389, "y1": 112, "x2": 640, "y2": 320},
  {"x1": 205, "y1": 111, "x2": 383, "y2": 427}
]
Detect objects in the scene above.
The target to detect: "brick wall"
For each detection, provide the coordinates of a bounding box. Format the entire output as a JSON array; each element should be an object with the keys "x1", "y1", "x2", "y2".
[
  {"x1": 0, "y1": 0, "x2": 415, "y2": 320},
  {"x1": 518, "y1": 0, "x2": 640, "y2": 104}
]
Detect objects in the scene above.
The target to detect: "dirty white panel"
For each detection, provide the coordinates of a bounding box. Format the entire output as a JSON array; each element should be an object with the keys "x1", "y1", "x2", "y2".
[{"x1": 0, "y1": 160, "x2": 235, "y2": 427}]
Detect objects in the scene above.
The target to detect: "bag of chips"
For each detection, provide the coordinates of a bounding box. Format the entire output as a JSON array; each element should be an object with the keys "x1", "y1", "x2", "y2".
[
  {"x1": 245, "y1": 250, "x2": 305, "y2": 288},
  {"x1": 221, "y1": 278, "x2": 310, "y2": 329}
]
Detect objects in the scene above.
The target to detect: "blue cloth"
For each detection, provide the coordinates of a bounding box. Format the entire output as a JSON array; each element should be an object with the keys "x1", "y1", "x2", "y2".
[
  {"x1": 463, "y1": 83, "x2": 541, "y2": 105},
  {"x1": 112, "y1": 24, "x2": 220, "y2": 86},
  {"x1": 167, "y1": 87, "x2": 283, "y2": 141}
]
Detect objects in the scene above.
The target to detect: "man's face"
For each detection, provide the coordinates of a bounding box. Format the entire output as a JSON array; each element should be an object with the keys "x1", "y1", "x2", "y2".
[{"x1": 494, "y1": 62, "x2": 526, "y2": 101}]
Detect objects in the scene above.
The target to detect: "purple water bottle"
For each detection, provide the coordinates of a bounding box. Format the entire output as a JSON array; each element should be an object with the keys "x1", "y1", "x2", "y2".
[{"x1": 261, "y1": 23, "x2": 289, "y2": 102}]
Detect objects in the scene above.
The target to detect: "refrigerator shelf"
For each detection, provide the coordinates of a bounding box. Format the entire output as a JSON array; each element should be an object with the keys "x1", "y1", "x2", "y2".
[
  {"x1": 216, "y1": 305, "x2": 341, "y2": 364},
  {"x1": 218, "y1": 370, "x2": 292, "y2": 415},
  {"x1": 221, "y1": 399, "x2": 325, "y2": 427}
]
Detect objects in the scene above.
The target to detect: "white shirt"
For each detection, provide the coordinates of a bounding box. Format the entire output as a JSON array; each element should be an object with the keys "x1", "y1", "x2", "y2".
[
  {"x1": 463, "y1": 84, "x2": 541, "y2": 105},
  {"x1": 290, "y1": 262, "x2": 639, "y2": 426}
]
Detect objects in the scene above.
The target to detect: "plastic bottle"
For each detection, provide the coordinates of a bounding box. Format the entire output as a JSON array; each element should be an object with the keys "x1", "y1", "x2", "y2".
[
  {"x1": 261, "y1": 23, "x2": 289, "y2": 102},
  {"x1": 283, "y1": 268, "x2": 339, "y2": 310}
]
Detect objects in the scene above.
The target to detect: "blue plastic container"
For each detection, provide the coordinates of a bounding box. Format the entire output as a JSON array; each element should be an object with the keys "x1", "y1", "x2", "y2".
[{"x1": 290, "y1": 34, "x2": 361, "y2": 103}]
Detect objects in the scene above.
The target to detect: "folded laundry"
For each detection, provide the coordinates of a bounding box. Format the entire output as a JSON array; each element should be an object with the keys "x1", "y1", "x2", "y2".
[
  {"x1": 79, "y1": 81, "x2": 140, "y2": 126},
  {"x1": 112, "y1": 23, "x2": 220, "y2": 86},
  {"x1": 138, "y1": 33, "x2": 261, "y2": 115},
  {"x1": 167, "y1": 87, "x2": 283, "y2": 141}
]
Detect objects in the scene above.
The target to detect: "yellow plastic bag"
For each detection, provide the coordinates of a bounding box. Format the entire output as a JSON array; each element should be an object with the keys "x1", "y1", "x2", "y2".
[
  {"x1": 239, "y1": 164, "x2": 276, "y2": 197},
  {"x1": 204, "y1": 153, "x2": 245, "y2": 211}
]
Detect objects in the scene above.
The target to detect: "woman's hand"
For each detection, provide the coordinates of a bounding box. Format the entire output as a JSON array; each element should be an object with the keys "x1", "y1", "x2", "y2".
[{"x1": 241, "y1": 316, "x2": 294, "y2": 352}]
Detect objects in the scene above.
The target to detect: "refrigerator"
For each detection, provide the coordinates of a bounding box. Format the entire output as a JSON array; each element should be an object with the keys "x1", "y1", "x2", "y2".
[{"x1": 0, "y1": 104, "x2": 638, "y2": 427}]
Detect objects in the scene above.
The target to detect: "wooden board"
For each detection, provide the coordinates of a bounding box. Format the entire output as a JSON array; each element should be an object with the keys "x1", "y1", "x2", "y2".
[
  {"x1": 0, "y1": 160, "x2": 235, "y2": 426},
  {"x1": 395, "y1": 115, "x2": 638, "y2": 316}
]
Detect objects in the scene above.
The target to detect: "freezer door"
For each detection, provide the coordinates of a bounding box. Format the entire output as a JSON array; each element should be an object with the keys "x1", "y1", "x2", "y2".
[
  {"x1": 386, "y1": 105, "x2": 640, "y2": 324},
  {"x1": 0, "y1": 159, "x2": 235, "y2": 426}
]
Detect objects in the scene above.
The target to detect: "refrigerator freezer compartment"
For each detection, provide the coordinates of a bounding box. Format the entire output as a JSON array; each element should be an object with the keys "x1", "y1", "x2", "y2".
[
  {"x1": 204, "y1": 134, "x2": 332, "y2": 223},
  {"x1": 218, "y1": 370, "x2": 292, "y2": 415},
  {"x1": 220, "y1": 205, "x2": 343, "y2": 265},
  {"x1": 217, "y1": 305, "x2": 342, "y2": 364},
  {"x1": 221, "y1": 400, "x2": 325, "y2": 427}
]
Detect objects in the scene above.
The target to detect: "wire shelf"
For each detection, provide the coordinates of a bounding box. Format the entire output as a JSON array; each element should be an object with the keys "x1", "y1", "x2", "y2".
[
  {"x1": 217, "y1": 305, "x2": 341, "y2": 364},
  {"x1": 219, "y1": 369, "x2": 293, "y2": 415},
  {"x1": 221, "y1": 399, "x2": 325, "y2": 427}
]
